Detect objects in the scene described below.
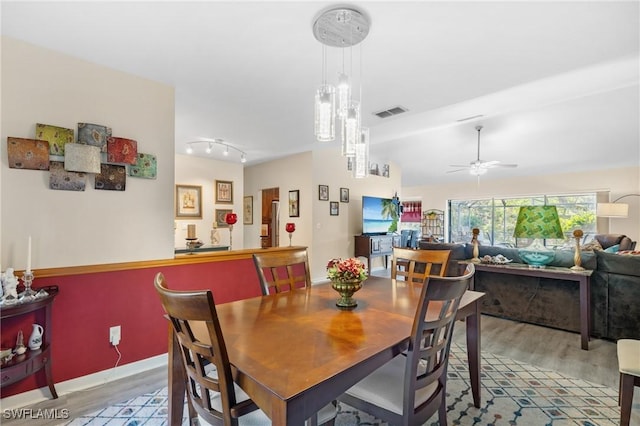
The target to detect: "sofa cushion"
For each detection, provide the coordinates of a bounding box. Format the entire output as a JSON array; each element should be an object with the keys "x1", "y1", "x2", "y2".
[
  {"x1": 596, "y1": 250, "x2": 640, "y2": 277},
  {"x1": 595, "y1": 234, "x2": 635, "y2": 251}
]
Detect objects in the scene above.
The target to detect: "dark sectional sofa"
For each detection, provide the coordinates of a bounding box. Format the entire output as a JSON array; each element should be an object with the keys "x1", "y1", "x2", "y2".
[{"x1": 419, "y1": 241, "x2": 640, "y2": 341}]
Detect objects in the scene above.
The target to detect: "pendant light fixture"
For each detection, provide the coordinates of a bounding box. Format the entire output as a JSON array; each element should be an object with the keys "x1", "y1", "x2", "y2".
[{"x1": 313, "y1": 6, "x2": 371, "y2": 177}]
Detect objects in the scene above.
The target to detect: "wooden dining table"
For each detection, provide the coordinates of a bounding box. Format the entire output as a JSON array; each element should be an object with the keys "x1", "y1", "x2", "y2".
[{"x1": 168, "y1": 276, "x2": 485, "y2": 426}]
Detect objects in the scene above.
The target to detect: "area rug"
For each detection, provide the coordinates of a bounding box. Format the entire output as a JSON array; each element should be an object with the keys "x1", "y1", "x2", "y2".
[{"x1": 66, "y1": 343, "x2": 624, "y2": 425}]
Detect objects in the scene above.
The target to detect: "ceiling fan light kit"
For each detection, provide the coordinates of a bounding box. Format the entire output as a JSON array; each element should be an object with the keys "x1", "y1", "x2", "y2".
[{"x1": 449, "y1": 125, "x2": 518, "y2": 178}]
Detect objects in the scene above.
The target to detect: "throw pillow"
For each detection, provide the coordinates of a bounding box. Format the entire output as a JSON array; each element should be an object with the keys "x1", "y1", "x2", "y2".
[
  {"x1": 581, "y1": 239, "x2": 603, "y2": 251},
  {"x1": 604, "y1": 244, "x2": 620, "y2": 253}
]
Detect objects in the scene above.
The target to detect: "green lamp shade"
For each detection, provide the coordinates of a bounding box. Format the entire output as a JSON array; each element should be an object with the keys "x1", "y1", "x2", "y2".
[
  {"x1": 514, "y1": 206, "x2": 564, "y2": 267},
  {"x1": 513, "y1": 206, "x2": 564, "y2": 239}
]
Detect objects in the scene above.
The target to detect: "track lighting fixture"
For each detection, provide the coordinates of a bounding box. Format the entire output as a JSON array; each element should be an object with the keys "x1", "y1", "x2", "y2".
[{"x1": 185, "y1": 139, "x2": 247, "y2": 163}]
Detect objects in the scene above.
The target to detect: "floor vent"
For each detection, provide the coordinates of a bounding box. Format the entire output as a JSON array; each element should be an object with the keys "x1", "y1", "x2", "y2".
[{"x1": 374, "y1": 106, "x2": 408, "y2": 118}]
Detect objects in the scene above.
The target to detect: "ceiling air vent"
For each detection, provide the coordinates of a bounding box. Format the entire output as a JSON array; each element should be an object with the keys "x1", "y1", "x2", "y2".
[{"x1": 374, "y1": 106, "x2": 408, "y2": 119}]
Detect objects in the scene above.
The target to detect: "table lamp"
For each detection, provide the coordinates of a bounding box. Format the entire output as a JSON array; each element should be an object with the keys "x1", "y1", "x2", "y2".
[{"x1": 513, "y1": 206, "x2": 564, "y2": 268}]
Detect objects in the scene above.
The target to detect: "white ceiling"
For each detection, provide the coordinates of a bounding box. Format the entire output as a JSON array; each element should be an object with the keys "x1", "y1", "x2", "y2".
[{"x1": 2, "y1": 1, "x2": 639, "y2": 186}]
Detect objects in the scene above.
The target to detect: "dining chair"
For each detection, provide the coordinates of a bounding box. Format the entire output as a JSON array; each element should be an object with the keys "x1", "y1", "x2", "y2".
[
  {"x1": 337, "y1": 264, "x2": 475, "y2": 426},
  {"x1": 252, "y1": 248, "x2": 312, "y2": 295},
  {"x1": 617, "y1": 339, "x2": 640, "y2": 426},
  {"x1": 154, "y1": 272, "x2": 270, "y2": 425},
  {"x1": 155, "y1": 272, "x2": 337, "y2": 426},
  {"x1": 391, "y1": 247, "x2": 452, "y2": 283}
]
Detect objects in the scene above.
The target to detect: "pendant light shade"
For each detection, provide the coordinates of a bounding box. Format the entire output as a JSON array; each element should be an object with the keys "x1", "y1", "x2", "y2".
[
  {"x1": 342, "y1": 100, "x2": 360, "y2": 157},
  {"x1": 337, "y1": 73, "x2": 351, "y2": 119},
  {"x1": 314, "y1": 84, "x2": 336, "y2": 142},
  {"x1": 353, "y1": 127, "x2": 369, "y2": 178}
]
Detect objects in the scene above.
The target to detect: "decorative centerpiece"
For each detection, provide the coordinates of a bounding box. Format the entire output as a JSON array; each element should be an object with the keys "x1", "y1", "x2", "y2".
[{"x1": 327, "y1": 258, "x2": 368, "y2": 308}]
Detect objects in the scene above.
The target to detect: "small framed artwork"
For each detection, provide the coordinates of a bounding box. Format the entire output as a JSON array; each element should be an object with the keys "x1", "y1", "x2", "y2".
[
  {"x1": 215, "y1": 180, "x2": 233, "y2": 204},
  {"x1": 215, "y1": 209, "x2": 233, "y2": 227},
  {"x1": 319, "y1": 185, "x2": 329, "y2": 201},
  {"x1": 289, "y1": 190, "x2": 300, "y2": 217},
  {"x1": 330, "y1": 201, "x2": 339, "y2": 216},
  {"x1": 340, "y1": 187, "x2": 349, "y2": 203},
  {"x1": 243, "y1": 196, "x2": 253, "y2": 225},
  {"x1": 176, "y1": 185, "x2": 202, "y2": 219}
]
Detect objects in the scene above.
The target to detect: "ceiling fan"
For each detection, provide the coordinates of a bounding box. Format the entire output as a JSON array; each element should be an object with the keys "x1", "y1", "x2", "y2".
[{"x1": 448, "y1": 125, "x2": 518, "y2": 176}]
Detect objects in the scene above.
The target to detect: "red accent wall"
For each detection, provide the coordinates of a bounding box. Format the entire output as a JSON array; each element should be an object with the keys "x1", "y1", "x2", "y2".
[{"x1": 0, "y1": 258, "x2": 262, "y2": 398}]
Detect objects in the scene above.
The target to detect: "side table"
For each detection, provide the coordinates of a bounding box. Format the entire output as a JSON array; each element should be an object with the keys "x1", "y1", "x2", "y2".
[{"x1": 0, "y1": 286, "x2": 59, "y2": 398}]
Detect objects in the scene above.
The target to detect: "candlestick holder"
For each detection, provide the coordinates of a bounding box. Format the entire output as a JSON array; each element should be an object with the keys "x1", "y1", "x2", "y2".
[
  {"x1": 20, "y1": 271, "x2": 36, "y2": 301},
  {"x1": 571, "y1": 229, "x2": 585, "y2": 271},
  {"x1": 470, "y1": 228, "x2": 481, "y2": 263},
  {"x1": 285, "y1": 223, "x2": 296, "y2": 246}
]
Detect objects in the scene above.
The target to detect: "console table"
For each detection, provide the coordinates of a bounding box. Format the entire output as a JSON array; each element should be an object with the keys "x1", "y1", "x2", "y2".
[
  {"x1": 0, "y1": 286, "x2": 59, "y2": 398},
  {"x1": 354, "y1": 234, "x2": 400, "y2": 270},
  {"x1": 460, "y1": 261, "x2": 593, "y2": 350}
]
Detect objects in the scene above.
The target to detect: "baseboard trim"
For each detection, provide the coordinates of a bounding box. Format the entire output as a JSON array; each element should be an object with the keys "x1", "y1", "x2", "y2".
[{"x1": 1, "y1": 353, "x2": 168, "y2": 410}]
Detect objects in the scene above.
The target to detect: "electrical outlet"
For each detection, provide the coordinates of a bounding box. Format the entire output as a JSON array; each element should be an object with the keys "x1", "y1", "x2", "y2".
[{"x1": 109, "y1": 325, "x2": 121, "y2": 346}]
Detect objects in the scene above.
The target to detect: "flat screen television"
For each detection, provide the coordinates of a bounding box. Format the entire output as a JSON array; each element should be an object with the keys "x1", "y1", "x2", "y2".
[{"x1": 362, "y1": 195, "x2": 399, "y2": 235}]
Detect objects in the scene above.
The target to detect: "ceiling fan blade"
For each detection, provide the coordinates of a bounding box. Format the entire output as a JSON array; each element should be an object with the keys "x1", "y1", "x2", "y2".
[
  {"x1": 491, "y1": 163, "x2": 518, "y2": 168},
  {"x1": 447, "y1": 168, "x2": 468, "y2": 173},
  {"x1": 448, "y1": 165, "x2": 471, "y2": 168}
]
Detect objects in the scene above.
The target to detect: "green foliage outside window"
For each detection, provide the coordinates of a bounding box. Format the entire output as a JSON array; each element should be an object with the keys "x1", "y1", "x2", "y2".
[{"x1": 448, "y1": 194, "x2": 597, "y2": 247}]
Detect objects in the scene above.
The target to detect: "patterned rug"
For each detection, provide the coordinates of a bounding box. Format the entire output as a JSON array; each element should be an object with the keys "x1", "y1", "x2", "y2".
[{"x1": 67, "y1": 343, "x2": 625, "y2": 425}]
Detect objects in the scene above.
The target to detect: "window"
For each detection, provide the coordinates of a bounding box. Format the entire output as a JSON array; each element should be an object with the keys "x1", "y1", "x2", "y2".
[{"x1": 448, "y1": 193, "x2": 597, "y2": 247}]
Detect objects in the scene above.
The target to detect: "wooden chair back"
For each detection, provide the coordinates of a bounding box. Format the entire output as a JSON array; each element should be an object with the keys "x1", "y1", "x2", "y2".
[
  {"x1": 404, "y1": 263, "x2": 475, "y2": 425},
  {"x1": 391, "y1": 247, "x2": 452, "y2": 283},
  {"x1": 252, "y1": 248, "x2": 312, "y2": 295},
  {"x1": 153, "y1": 273, "x2": 261, "y2": 426}
]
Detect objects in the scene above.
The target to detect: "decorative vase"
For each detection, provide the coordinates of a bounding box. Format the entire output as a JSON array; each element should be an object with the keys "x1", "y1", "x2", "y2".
[
  {"x1": 331, "y1": 279, "x2": 364, "y2": 308},
  {"x1": 28, "y1": 323, "x2": 43, "y2": 350}
]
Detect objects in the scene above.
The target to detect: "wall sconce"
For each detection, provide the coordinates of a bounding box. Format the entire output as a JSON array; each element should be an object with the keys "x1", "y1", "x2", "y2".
[
  {"x1": 185, "y1": 138, "x2": 247, "y2": 163},
  {"x1": 596, "y1": 194, "x2": 640, "y2": 218}
]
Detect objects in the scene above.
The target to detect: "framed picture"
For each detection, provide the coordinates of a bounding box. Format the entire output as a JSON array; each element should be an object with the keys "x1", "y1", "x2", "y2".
[
  {"x1": 215, "y1": 180, "x2": 233, "y2": 204},
  {"x1": 215, "y1": 209, "x2": 233, "y2": 227},
  {"x1": 319, "y1": 185, "x2": 329, "y2": 201},
  {"x1": 340, "y1": 187, "x2": 349, "y2": 203},
  {"x1": 289, "y1": 190, "x2": 300, "y2": 217},
  {"x1": 243, "y1": 196, "x2": 253, "y2": 224},
  {"x1": 260, "y1": 224, "x2": 269, "y2": 237},
  {"x1": 175, "y1": 185, "x2": 202, "y2": 219},
  {"x1": 330, "y1": 201, "x2": 339, "y2": 216}
]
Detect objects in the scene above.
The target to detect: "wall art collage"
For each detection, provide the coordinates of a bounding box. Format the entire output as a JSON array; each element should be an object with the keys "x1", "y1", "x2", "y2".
[{"x1": 7, "y1": 122, "x2": 157, "y2": 192}]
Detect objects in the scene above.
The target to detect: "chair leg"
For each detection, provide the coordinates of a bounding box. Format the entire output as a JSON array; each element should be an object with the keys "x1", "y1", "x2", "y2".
[
  {"x1": 620, "y1": 372, "x2": 634, "y2": 426},
  {"x1": 437, "y1": 391, "x2": 447, "y2": 426}
]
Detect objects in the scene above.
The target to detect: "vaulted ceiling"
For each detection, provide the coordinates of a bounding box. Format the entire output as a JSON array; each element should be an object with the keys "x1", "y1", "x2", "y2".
[{"x1": 2, "y1": 1, "x2": 638, "y2": 186}]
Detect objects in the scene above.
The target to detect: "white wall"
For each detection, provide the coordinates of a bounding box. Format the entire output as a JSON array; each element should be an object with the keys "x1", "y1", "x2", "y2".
[
  {"x1": 243, "y1": 151, "x2": 313, "y2": 251},
  {"x1": 402, "y1": 166, "x2": 640, "y2": 244},
  {"x1": 174, "y1": 154, "x2": 244, "y2": 249},
  {"x1": 310, "y1": 148, "x2": 401, "y2": 280},
  {"x1": 1, "y1": 37, "x2": 176, "y2": 269},
  {"x1": 244, "y1": 148, "x2": 402, "y2": 281}
]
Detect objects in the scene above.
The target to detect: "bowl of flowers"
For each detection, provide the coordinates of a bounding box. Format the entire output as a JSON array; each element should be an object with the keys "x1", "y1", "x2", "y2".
[{"x1": 326, "y1": 258, "x2": 368, "y2": 308}]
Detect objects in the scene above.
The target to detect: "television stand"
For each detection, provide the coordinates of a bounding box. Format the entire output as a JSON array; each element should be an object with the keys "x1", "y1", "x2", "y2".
[{"x1": 354, "y1": 234, "x2": 400, "y2": 270}]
